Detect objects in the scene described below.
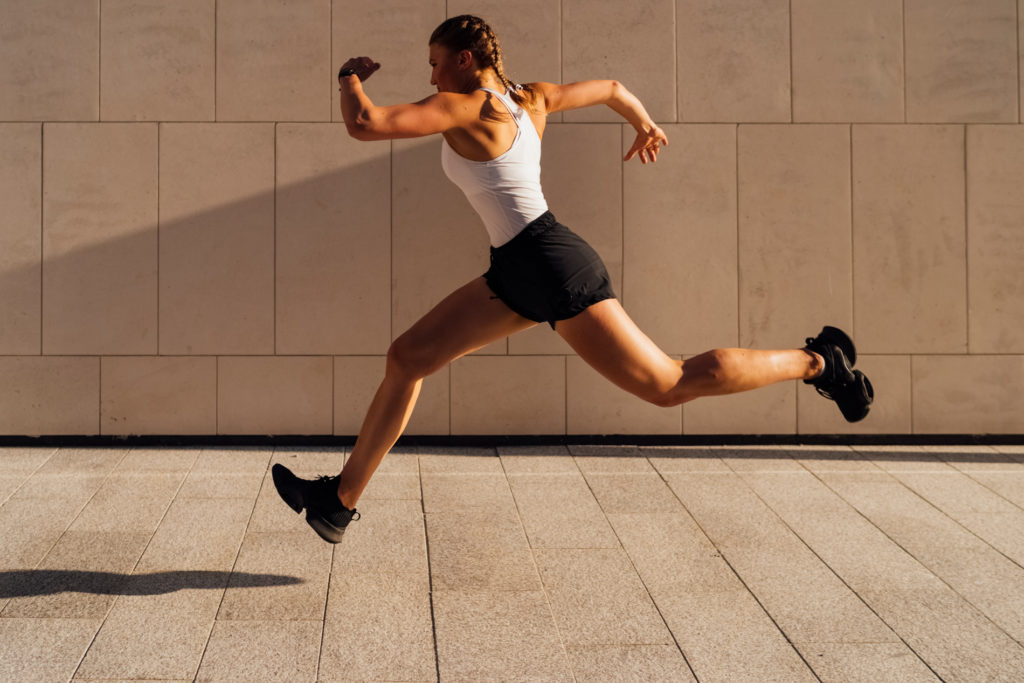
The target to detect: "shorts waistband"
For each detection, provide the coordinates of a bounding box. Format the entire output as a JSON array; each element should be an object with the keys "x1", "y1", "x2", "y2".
[{"x1": 491, "y1": 211, "x2": 558, "y2": 255}]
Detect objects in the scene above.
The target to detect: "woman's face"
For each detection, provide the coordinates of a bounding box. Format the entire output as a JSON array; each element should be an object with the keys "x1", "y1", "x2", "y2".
[{"x1": 429, "y1": 43, "x2": 464, "y2": 92}]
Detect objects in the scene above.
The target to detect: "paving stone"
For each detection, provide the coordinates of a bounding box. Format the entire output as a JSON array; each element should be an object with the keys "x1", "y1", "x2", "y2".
[
  {"x1": 69, "y1": 472, "x2": 184, "y2": 533},
  {"x1": 0, "y1": 447, "x2": 57, "y2": 472},
  {"x1": 0, "y1": 474, "x2": 27, "y2": 505},
  {"x1": 656, "y1": 591, "x2": 817, "y2": 682},
  {"x1": 608, "y1": 512, "x2": 740, "y2": 596},
  {"x1": 321, "y1": 571, "x2": 434, "y2": 682},
  {"x1": 76, "y1": 579, "x2": 225, "y2": 680},
  {"x1": 858, "y1": 588, "x2": 1024, "y2": 681},
  {"x1": 565, "y1": 644, "x2": 696, "y2": 682},
  {"x1": 534, "y1": 548, "x2": 672, "y2": 646},
  {"x1": 0, "y1": 496, "x2": 85, "y2": 570},
  {"x1": 195, "y1": 620, "x2": 321, "y2": 682},
  {"x1": 112, "y1": 447, "x2": 200, "y2": 473},
  {"x1": 176, "y1": 470, "x2": 265, "y2": 500},
  {"x1": 426, "y1": 509, "x2": 540, "y2": 591},
  {"x1": 507, "y1": 472, "x2": 618, "y2": 549},
  {"x1": 8, "y1": 472, "x2": 107, "y2": 506},
  {"x1": 420, "y1": 472, "x2": 518, "y2": 514},
  {"x1": 955, "y1": 471, "x2": 1024, "y2": 509},
  {"x1": 0, "y1": 618, "x2": 101, "y2": 682},
  {"x1": 135, "y1": 497, "x2": 252, "y2": 572},
  {"x1": 191, "y1": 447, "x2": 273, "y2": 473},
  {"x1": 333, "y1": 499, "x2": 428, "y2": 575},
  {"x1": 499, "y1": 447, "x2": 577, "y2": 473},
  {"x1": 249, "y1": 474, "x2": 305, "y2": 532},
  {"x1": 415, "y1": 448, "x2": 500, "y2": 473},
  {"x1": 358, "y1": 472, "x2": 421, "y2": 500},
  {"x1": 794, "y1": 642, "x2": 939, "y2": 682},
  {"x1": 643, "y1": 446, "x2": 732, "y2": 473},
  {"x1": 36, "y1": 448, "x2": 126, "y2": 474},
  {"x1": 571, "y1": 450, "x2": 653, "y2": 473},
  {"x1": 1, "y1": 531, "x2": 149, "y2": 619},
  {"x1": 582, "y1": 472, "x2": 684, "y2": 514},
  {"x1": 217, "y1": 532, "x2": 330, "y2": 621},
  {"x1": 816, "y1": 469, "x2": 1024, "y2": 641},
  {"x1": 269, "y1": 447, "x2": 346, "y2": 476},
  {"x1": 434, "y1": 590, "x2": 572, "y2": 681}
]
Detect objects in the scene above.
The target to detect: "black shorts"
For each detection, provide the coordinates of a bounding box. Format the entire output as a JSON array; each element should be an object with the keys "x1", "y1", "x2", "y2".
[{"x1": 483, "y1": 211, "x2": 616, "y2": 329}]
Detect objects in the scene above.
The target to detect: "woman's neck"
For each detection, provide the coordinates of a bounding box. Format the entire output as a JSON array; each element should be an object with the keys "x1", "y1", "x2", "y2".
[{"x1": 461, "y1": 70, "x2": 503, "y2": 94}]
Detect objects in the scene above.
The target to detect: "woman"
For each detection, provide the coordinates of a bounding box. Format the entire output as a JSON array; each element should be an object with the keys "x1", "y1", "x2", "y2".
[{"x1": 273, "y1": 15, "x2": 873, "y2": 544}]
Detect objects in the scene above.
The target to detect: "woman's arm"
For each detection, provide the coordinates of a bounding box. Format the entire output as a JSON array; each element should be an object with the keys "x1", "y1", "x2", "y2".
[
  {"x1": 338, "y1": 56, "x2": 465, "y2": 141},
  {"x1": 532, "y1": 80, "x2": 668, "y2": 164}
]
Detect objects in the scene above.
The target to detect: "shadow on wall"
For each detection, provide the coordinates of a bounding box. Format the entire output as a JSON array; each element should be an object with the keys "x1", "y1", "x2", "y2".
[
  {"x1": 0, "y1": 569, "x2": 303, "y2": 599},
  {"x1": 0, "y1": 129, "x2": 490, "y2": 359}
]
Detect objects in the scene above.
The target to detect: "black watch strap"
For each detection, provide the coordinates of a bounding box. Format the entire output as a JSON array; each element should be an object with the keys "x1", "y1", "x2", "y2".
[{"x1": 338, "y1": 67, "x2": 358, "y2": 79}]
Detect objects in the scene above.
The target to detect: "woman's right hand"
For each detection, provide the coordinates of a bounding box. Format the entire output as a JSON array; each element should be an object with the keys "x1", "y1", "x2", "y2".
[
  {"x1": 624, "y1": 125, "x2": 669, "y2": 164},
  {"x1": 339, "y1": 56, "x2": 381, "y2": 83}
]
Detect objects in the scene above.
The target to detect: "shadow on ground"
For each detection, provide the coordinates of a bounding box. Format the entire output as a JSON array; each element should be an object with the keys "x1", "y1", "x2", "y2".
[{"x1": 0, "y1": 569, "x2": 302, "y2": 598}]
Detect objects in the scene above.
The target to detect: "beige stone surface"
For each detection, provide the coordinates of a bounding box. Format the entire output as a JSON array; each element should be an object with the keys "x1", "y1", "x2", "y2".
[
  {"x1": 100, "y1": 0, "x2": 215, "y2": 122},
  {"x1": 0, "y1": 618, "x2": 102, "y2": 682},
  {"x1": 567, "y1": 356, "x2": 681, "y2": 435},
  {"x1": 792, "y1": 0, "x2": 903, "y2": 122},
  {"x1": 905, "y1": 0, "x2": 1018, "y2": 122},
  {"x1": 0, "y1": 357, "x2": 100, "y2": 435},
  {"x1": 390, "y1": 137, "x2": 496, "y2": 344},
  {"x1": 507, "y1": 472, "x2": 619, "y2": 549},
  {"x1": 0, "y1": 124, "x2": 41, "y2": 354},
  {"x1": 135, "y1": 497, "x2": 252, "y2": 572},
  {"x1": 657, "y1": 591, "x2": 817, "y2": 682},
  {"x1": 683, "y1": 379, "x2": 796, "y2": 434},
  {"x1": 797, "y1": 355, "x2": 911, "y2": 434},
  {"x1": 912, "y1": 355, "x2": 1024, "y2": 433},
  {"x1": 967, "y1": 125, "x2": 1024, "y2": 353},
  {"x1": 218, "y1": 356, "x2": 333, "y2": 435},
  {"x1": 450, "y1": 355, "x2": 565, "y2": 434},
  {"x1": 0, "y1": 0, "x2": 99, "y2": 121},
  {"x1": 534, "y1": 548, "x2": 673, "y2": 645},
  {"x1": 69, "y1": 472, "x2": 184, "y2": 533},
  {"x1": 562, "y1": 0, "x2": 675, "y2": 123},
  {"x1": 196, "y1": 620, "x2": 322, "y2": 682},
  {"x1": 583, "y1": 472, "x2": 683, "y2": 515},
  {"x1": 333, "y1": 0, "x2": 445, "y2": 120},
  {"x1": 42, "y1": 123, "x2": 158, "y2": 354},
  {"x1": 447, "y1": 0, "x2": 562, "y2": 86},
  {"x1": 216, "y1": 0, "x2": 330, "y2": 122},
  {"x1": 434, "y1": 590, "x2": 572, "y2": 681},
  {"x1": 567, "y1": 644, "x2": 696, "y2": 682},
  {"x1": 677, "y1": 0, "x2": 790, "y2": 122},
  {"x1": 276, "y1": 125, "x2": 390, "y2": 355},
  {"x1": 426, "y1": 509, "x2": 540, "y2": 591},
  {"x1": 738, "y1": 125, "x2": 851, "y2": 349},
  {"x1": 159, "y1": 123, "x2": 275, "y2": 355},
  {"x1": 333, "y1": 499, "x2": 428, "y2": 575},
  {"x1": 101, "y1": 356, "x2": 216, "y2": 435},
  {"x1": 623, "y1": 124, "x2": 737, "y2": 355},
  {"x1": 334, "y1": 356, "x2": 450, "y2": 436},
  {"x1": 321, "y1": 571, "x2": 435, "y2": 682},
  {"x1": 853, "y1": 125, "x2": 966, "y2": 353},
  {"x1": 794, "y1": 643, "x2": 938, "y2": 682}
]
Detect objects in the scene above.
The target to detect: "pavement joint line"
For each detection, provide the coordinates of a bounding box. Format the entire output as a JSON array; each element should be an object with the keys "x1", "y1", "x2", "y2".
[
  {"x1": 655, "y1": 460, "x2": 823, "y2": 681},
  {"x1": 417, "y1": 454, "x2": 442, "y2": 683}
]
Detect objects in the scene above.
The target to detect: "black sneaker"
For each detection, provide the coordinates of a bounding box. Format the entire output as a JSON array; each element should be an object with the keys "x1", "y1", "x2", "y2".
[
  {"x1": 271, "y1": 464, "x2": 360, "y2": 544},
  {"x1": 803, "y1": 326, "x2": 873, "y2": 423}
]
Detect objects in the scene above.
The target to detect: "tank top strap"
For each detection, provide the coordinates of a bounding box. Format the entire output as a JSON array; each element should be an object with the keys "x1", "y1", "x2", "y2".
[{"x1": 477, "y1": 87, "x2": 525, "y2": 125}]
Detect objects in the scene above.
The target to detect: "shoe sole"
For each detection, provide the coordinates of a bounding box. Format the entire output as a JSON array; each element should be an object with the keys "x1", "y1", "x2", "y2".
[
  {"x1": 818, "y1": 326, "x2": 857, "y2": 366},
  {"x1": 835, "y1": 370, "x2": 874, "y2": 423},
  {"x1": 306, "y1": 510, "x2": 346, "y2": 544},
  {"x1": 271, "y1": 464, "x2": 304, "y2": 514}
]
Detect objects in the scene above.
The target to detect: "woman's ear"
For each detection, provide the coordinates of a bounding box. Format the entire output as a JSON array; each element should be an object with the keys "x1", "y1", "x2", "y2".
[{"x1": 457, "y1": 49, "x2": 474, "y2": 70}]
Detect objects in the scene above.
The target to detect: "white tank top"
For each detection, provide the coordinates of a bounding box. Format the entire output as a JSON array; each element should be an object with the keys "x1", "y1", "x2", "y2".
[{"x1": 441, "y1": 87, "x2": 549, "y2": 247}]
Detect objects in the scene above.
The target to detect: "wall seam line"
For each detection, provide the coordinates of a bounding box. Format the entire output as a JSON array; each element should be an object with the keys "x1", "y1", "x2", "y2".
[
  {"x1": 98, "y1": 0, "x2": 102, "y2": 120},
  {"x1": 902, "y1": 0, "x2": 908, "y2": 123},
  {"x1": 964, "y1": 125, "x2": 970, "y2": 353},
  {"x1": 789, "y1": 0, "x2": 794, "y2": 122},
  {"x1": 40, "y1": 124, "x2": 44, "y2": 355}
]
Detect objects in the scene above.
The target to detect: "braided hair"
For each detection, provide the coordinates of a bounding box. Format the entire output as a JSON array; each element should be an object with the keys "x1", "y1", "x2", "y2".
[{"x1": 429, "y1": 15, "x2": 538, "y2": 110}]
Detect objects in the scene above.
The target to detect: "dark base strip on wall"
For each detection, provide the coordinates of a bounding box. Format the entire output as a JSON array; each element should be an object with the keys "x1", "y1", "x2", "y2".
[{"x1": 0, "y1": 434, "x2": 1021, "y2": 448}]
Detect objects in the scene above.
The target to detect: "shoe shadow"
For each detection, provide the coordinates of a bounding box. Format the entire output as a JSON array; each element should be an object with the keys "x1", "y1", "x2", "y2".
[{"x1": 0, "y1": 569, "x2": 303, "y2": 599}]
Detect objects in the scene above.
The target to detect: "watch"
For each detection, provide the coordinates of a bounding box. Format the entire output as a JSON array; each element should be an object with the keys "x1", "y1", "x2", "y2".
[{"x1": 338, "y1": 67, "x2": 358, "y2": 79}]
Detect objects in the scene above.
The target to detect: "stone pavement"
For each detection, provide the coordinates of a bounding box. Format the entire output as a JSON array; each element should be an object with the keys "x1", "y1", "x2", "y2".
[{"x1": 1, "y1": 444, "x2": 1024, "y2": 682}]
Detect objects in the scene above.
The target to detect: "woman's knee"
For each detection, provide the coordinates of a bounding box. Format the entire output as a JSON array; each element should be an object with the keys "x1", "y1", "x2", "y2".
[{"x1": 386, "y1": 333, "x2": 444, "y2": 381}]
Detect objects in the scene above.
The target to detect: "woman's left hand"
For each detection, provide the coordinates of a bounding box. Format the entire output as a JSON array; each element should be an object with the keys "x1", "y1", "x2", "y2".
[{"x1": 624, "y1": 125, "x2": 668, "y2": 164}]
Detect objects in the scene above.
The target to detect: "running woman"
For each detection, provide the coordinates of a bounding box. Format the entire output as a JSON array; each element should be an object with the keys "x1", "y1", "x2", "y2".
[{"x1": 273, "y1": 15, "x2": 874, "y2": 543}]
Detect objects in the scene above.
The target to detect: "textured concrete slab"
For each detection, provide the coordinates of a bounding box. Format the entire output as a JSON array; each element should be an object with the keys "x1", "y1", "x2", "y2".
[
  {"x1": 0, "y1": 447, "x2": 57, "y2": 472},
  {"x1": 0, "y1": 617, "x2": 101, "y2": 682},
  {"x1": 195, "y1": 620, "x2": 322, "y2": 682},
  {"x1": 217, "y1": 531, "x2": 330, "y2": 621},
  {"x1": 582, "y1": 472, "x2": 684, "y2": 514},
  {"x1": 426, "y1": 509, "x2": 540, "y2": 591},
  {"x1": 333, "y1": 499, "x2": 428, "y2": 575},
  {"x1": 358, "y1": 472, "x2": 421, "y2": 500},
  {"x1": 534, "y1": 548, "x2": 672, "y2": 646},
  {"x1": 191, "y1": 447, "x2": 273, "y2": 473},
  {"x1": 134, "y1": 497, "x2": 252, "y2": 572},
  {"x1": 507, "y1": 472, "x2": 619, "y2": 548},
  {"x1": 69, "y1": 472, "x2": 184, "y2": 533},
  {"x1": 35, "y1": 448, "x2": 126, "y2": 474},
  {"x1": 420, "y1": 471, "x2": 519, "y2": 513},
  {"x1": 657, "y1": 591, "x2": 817, "y2": 682},
  {"x1": 498, "y1": 447, "x2": 576, "y2": 473},
  {"x1": 434, "y1": 590, "x2": 572, "y2": 681},
  {"x1": 111, "y1": 447, "x2": 200, "y2": 473},
  {"x1": 794, "y1": 642, "x2": 939, "y2": 682},
  {"x1": 270, "y1": 447, "x2": 346, "y2": 476},
  {"x1": 176, "y1": 470, "x2": 265, "y2": 500},
  {"x1": 321, "y1": 571, "x2": 434, "y2": 682},
  {"x1": 644, "y1": 446, "x2": 732, "y2": 472},
  {"x1": 1, "y1": 531, "x2": 149, "y2": 619},
  {"x1": 566, "y1": 644, "x2": 696, "y2": 682},
  {"x1": 8, "y1": 472, "x2": 107, "y2": 507}
]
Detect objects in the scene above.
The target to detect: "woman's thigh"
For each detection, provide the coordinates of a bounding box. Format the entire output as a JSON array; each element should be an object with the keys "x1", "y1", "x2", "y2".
[
  {"x1": 555, "y1": 298, "x2": 682, "y2": 403},
  {"x1": 391, "y1": 276, "x2": 538, "y2": 377}
]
